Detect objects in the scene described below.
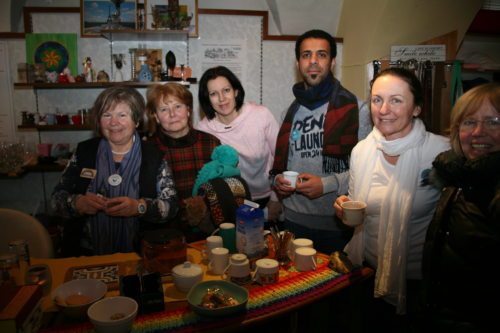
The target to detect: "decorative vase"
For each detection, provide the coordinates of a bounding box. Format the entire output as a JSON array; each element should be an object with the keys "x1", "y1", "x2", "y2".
[
  {"x1": 138, "y1": 56, "x2": 152, "y2": 82},
  {"x1": 165, "y1": 51, "x2": 176, "y2": 80}
]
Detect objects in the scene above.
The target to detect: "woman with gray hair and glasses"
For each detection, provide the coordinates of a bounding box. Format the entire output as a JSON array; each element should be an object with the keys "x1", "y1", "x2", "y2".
[{"x1": 422, "y1": 82, "x2": 500, "y2": 332}]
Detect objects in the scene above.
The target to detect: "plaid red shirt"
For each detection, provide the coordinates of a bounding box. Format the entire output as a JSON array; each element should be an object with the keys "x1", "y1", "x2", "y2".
[{"x1": 152, "y1": 129, "x2": 220, "y2": 205}]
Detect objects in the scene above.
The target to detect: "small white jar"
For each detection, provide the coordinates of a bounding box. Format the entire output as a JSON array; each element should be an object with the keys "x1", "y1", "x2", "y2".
[{"x1": 171, "y1": 261, "x2": 203, "y2": 293}]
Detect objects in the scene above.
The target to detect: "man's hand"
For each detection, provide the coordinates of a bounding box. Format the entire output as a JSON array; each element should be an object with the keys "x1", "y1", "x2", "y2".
[
  {"x1": 333, "y1": 195, "x2": 350, "y2": 219},
  {"x1": 295, "y1": 173, "x2": 323, "y2": 199},
  {"x1": 273, "y1": 174, "x2": 295, "y2": 198}
]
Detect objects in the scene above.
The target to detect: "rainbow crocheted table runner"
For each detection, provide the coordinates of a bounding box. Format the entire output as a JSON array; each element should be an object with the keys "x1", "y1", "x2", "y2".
[{"x1": 42, "y1": 254, "x2": 360, "y2": 333}]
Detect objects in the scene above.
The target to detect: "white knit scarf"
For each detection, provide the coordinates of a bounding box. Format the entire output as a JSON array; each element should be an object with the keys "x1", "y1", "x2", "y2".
[{"x1": 348, "y1": 118, "x2": 426, "y2": 314}]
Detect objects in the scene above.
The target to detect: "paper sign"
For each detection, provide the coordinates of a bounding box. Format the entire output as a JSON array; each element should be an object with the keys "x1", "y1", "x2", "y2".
[{"x1": 390, "y1": 45, "x2": 446, "y2": 62}]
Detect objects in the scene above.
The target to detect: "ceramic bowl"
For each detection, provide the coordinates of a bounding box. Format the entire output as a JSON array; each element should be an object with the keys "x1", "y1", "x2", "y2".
[
  {"x1": 172, "y1": 261, "x2": 203, "y2": 293},
  {"x1": 87, "y1": 296, "x2": 138, "y2": 333},
  {"x1": 187, "y1": 280, "x2": 248, "y2": 317},
  {"x1": 51, "y1": 278, "x2": 107, "y2": 318}
]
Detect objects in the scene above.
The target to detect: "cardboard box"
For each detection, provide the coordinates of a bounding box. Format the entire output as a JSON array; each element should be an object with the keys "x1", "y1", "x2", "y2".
[{"x1": 0, "y1": 284, "x2": 43, "y2": 333}]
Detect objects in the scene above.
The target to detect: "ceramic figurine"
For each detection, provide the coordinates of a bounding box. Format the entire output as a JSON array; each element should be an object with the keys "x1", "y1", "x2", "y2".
[
  {"x1": 82, "y1": 57, "x2": 95, "y2": 82},
  {"x1": 112, "y1": 54, "x2": 125, "y2": 82},
  {"x1": 97, "y1": 70, "x2": 110, "y2": 82}
]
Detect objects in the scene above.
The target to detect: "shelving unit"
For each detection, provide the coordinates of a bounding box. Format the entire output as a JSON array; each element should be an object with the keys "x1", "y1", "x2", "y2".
[
  {"x1": 100, "y1": 29, "x2": 189, "y2": 42},
  {"x1": 13, "y1": 79, "x2": 197, "y2": 90},
  {"x1": 17, "y1": 124, "x2": 92, "y2": 131}
]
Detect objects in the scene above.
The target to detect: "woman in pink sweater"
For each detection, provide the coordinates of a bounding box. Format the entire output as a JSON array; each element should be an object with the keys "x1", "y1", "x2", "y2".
[{"x1": 197, "y1": 66, "x2": 281, "y2": 220}]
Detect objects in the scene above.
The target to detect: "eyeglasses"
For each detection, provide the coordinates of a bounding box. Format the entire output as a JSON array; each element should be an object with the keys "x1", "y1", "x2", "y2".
[{"x1": 459, "y1": 117, "x2": 500, "y2": 132}]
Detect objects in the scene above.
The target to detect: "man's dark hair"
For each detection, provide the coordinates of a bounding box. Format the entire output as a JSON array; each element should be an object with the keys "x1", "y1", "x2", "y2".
[{"x1": 295, "y1": 29, "x2": 337, "y2": 61}]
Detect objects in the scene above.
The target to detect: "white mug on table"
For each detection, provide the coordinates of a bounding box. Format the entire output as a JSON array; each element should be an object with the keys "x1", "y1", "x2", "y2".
[
  {"x1": 294, "y1": 247, "x2": 317, "y2": 272},
  {"x1": 290, "y1": 238, "x2": 313, "y2": 261},
  {"x1": 208, "y1": 247, "x2": 229, "y2": 275},
  {"x1": 253, "y1": 258, "x2": 279, "y2": 285},
  {"x1": 203, "y1": 235, "x2": 223, "y2": 262}
]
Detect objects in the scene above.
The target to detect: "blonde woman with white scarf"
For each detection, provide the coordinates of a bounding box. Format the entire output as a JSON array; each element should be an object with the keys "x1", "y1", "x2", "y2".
[{"x1": 334, "y1": 68, "x2": 449, "y2": 331}]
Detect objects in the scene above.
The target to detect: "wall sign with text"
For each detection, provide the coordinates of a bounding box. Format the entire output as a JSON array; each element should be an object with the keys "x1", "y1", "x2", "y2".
[{"x1": 390, "y1": 45, "x2": 446, "y2": 62}]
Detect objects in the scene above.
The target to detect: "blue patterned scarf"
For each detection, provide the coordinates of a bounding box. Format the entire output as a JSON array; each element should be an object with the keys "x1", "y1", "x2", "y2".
[{"x1": 88, "y1": 132, "x2": 142, "y2": 254}]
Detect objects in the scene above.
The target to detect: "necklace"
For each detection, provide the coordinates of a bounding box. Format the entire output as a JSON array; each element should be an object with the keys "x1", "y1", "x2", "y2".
[{"x1": 111, "y1": 148, "x2": 131, "y2": 155}]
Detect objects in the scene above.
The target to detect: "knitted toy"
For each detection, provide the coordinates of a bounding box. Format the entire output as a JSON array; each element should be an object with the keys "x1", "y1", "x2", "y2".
[
  {"x1": 185, "y1": 145, "x2": 250, "y2": 233},
  {"x1": 191, "y1": 145, "x2": 240, "y2": 196}
]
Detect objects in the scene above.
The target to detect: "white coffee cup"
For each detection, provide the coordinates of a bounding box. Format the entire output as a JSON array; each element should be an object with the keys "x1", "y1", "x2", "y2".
[
  {"x1": 208, "y1": 247, "x2": 229, "y2": 275},
  {"x1": 290, "y1": 238, "x2": 314, "y2": 261},
  {"x1": 295, "y1": 247, "x2": 317, "y2": 272},
  {"x1": 223, "y1": 253, "x2": 251, "y2": 285},
  {"x1": 203, "y1": 235, "x2": 223, "y2": 262},
  {"x1": 253, "y1": 258, "x2": 279, "y2": 285},
  {"x1": 283, "y1": 171, "x2": 299, "y2": 188},
  {"x1": 340, "y1": 200, "x2": 367, "y2": 227}
]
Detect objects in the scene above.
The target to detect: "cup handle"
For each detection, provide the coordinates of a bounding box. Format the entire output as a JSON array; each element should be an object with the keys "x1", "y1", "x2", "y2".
[
  {"x1": 222, "y1": 264, "x2": 231, "y2": 280},
  {"x1": 311, "y1": 257, "x2": 317, "y2": 270},
  {"x1": 202, "y1": 247, "x2": 208, "y2": 260},
  {"x1": 252, "y1": 267, "x2": 260, "y2": 282},
  {"x1": 211, "y1": 228, "x2": 220, "y2": 236}
]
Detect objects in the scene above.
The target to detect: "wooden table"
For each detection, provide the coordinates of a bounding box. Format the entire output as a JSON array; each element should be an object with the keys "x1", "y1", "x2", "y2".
[{"x1": 35, "y1": 244, "x2": 374, "y2": 333}]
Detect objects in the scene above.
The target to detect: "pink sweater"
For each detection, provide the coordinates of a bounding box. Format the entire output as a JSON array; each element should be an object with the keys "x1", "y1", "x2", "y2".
[{"x1": 196, "y1": 102, "x2": 279, "y2": 200}]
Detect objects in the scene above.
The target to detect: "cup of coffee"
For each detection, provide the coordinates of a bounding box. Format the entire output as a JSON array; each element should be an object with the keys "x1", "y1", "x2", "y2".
[
  {"x1": 203, "y1": 235, "x2": 223, "y2": 262},
  {"x1": 283, "y1": 171, "x2": 300, "y2": 188},
  {"x1": 340, "y1": 200, "x2": 367, "y2": 227},
  {"x1": 208, "y1": 247, "x2": 229, "y2": 275},
  {"x1": 212, "y1": 223, "x2": 237, "y2": 253},
  {"x1": 295, "y1": 247, "x2": 317, "y2": 272},
  {"x1": 253, "y1": 258, "x2": 279, "y2": 285}
]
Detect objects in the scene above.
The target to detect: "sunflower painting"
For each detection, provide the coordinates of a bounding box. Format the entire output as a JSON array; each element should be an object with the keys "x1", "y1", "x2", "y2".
[{"x1": 26, "y1": 33, "x2": 78, "y2": 76}]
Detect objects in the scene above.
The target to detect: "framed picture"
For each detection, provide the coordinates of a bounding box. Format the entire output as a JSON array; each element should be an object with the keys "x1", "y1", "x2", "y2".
[
  {"x1": 80, "y1": 0, "x2": 137, "y2": 37},
  {"x1": 147, "y1": 0, "x2": 198, "y2": 37},
  {"x1": 25, "y1": 33, "x2": 78, "y2": 76}
]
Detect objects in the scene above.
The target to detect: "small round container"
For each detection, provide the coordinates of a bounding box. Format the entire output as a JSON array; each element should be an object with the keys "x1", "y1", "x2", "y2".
[
  {"x1": 224, "y1": 253, "x2": 251, "y2": 285},
  {"x1": 253, "y1": 258, "x2": 279, "y2": 285},
  {"x1": 172, "y1": 261, "x2": 203, "y2": 293}
]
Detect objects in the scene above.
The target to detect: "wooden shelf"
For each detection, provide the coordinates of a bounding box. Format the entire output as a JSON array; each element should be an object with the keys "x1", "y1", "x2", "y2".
[
  {"x1": 18, "y1": 124, "x2": 92, "y2": 131},
  {"x1": 13, "y1": 79, "x2": 197, "y2": 90},
  {"x1": 100, "y1": 29, "x2": 189, "y2": 42}
]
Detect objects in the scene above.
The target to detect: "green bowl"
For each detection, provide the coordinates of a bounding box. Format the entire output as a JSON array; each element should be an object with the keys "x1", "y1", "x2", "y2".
[{"x1": 187, "y1": 280, "x2": 248, "y2": 317}]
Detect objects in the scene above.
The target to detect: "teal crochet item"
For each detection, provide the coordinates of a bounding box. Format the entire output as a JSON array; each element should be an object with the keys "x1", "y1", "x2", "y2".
[{"x1": 192, "y1": 145, "x2": 241, "y2": 196}]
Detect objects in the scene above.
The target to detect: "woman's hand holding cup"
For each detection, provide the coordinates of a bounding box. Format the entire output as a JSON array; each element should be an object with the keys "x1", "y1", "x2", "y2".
[{"x1": 334, "y1": 195, "x2": 350, "y2": 219}]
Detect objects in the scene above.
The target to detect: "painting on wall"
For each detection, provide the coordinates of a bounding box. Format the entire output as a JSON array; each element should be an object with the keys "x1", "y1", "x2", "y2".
[
  {"x1": 81, "y1": 0, "x2": 137, "y2": 37},
  {"x1": 25, "y1": 33, "x2": 78, "y2": 76},
  {"x1": 147, "y1": 0, "x2": 198, "y2": 37}
]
